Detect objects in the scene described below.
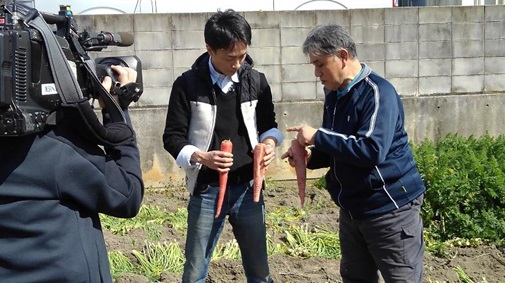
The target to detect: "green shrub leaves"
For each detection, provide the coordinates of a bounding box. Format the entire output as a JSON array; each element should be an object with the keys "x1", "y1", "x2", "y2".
[{"x1": 413, "y1": 134, "x2": 505, "y2": 242}]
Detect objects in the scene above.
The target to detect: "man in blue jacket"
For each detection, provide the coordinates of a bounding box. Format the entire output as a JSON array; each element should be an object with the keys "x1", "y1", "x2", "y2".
[{"x1": 282, "y1": 24, "x2": 426, "y2": 282}]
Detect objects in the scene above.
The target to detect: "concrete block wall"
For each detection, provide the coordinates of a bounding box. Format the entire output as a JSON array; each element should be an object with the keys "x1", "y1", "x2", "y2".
[{"x1": 73, "y1": 6, "x2": 505, "y2": 187}]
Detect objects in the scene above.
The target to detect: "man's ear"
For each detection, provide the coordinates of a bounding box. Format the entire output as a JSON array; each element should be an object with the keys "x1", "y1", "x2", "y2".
[
  {"x1": 206, "y1": 44, "x2": 214, "y2": 56},
  {"x1": 337, "y1": 49, "x2": 349, "y2": 61}
]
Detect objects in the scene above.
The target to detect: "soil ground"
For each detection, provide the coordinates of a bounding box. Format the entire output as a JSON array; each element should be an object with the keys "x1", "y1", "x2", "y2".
[{"x1": 106, "y1": 180, "x2": 505, "y2": 283}]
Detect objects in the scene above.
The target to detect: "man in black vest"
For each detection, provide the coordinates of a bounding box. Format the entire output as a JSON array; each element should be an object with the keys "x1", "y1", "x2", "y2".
[{"x1": 163, "y1": 9, "x2": 283, "y2": 283}]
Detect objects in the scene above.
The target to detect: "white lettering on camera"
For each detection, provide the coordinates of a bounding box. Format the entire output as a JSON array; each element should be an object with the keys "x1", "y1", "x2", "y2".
[{"x1": 41, "y1": 84, "x2": 58, "y2": 95}]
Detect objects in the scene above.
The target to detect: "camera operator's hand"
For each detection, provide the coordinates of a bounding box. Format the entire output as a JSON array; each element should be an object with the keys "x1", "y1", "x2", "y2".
[
  {"x1": 112, "y1": 65, "x2": 137, "y2": 86},
  {"x1": 98, "y1": 65, "x2": 137, "y2": 109}
]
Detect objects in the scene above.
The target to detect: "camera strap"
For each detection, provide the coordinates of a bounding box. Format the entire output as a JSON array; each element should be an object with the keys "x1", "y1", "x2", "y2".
[{"x1": 28, "y1": 16, "x2": 127, "y2": 123}]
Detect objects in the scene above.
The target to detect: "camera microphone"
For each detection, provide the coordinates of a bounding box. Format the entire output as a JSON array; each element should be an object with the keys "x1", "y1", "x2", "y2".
[{"x1": 96, "y1": 32, "x2": 134, "y2": 47}]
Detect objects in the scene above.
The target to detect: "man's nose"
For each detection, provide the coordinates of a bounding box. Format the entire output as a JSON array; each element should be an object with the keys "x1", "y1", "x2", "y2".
[{"x1": 232, "y1": 59, "x2": 241, "y2": 70}]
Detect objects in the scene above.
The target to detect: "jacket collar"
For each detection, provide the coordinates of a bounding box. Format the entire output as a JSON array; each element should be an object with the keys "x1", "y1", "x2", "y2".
[
  {"x1": 324, "y1": 63, "x2": 372, "y2": 97},
  {"x1": 208, "y1": 57, "x2": 239, "y2": 93},
  {"x1": 191, "y1": 52, "x2": 254, "y2": 79}
]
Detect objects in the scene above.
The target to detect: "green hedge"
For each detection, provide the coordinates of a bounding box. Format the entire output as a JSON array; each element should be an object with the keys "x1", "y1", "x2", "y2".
[
  {"x1": 313, "y1": 134, "x2": 505, "y2": 243},
  {"x1": 413, "y1": 134, "x2": 505, "y2": 242}
]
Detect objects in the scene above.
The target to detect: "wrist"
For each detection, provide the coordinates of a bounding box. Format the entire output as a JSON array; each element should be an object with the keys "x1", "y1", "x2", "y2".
[
  {"x1": 262, "y1": 138, "x2": 277, "y2": 148},
  {"x1": 191, "y1": 150, "x2": 205, "y2": 164}
]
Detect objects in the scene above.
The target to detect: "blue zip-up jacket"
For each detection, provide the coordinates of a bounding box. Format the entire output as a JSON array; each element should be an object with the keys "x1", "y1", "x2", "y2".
[{"x1": 307, "y1": 64, "x2": 425, "y2": 218}]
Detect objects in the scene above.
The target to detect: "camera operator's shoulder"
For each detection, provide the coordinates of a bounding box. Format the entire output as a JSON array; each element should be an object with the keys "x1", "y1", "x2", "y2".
[{"x1": 45, "y1": 126, "x2": 104, "y2": 156}]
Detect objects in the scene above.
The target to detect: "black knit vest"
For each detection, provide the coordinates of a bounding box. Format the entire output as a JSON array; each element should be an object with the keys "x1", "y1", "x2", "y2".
[{"x1": 196, "y1": 84, "x2": 253, "y2": 187}]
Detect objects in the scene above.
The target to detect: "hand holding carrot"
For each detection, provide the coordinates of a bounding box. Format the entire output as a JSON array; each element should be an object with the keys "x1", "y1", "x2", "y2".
[
  {"x1": 191, "y1": 149, "x2": 233, "y2": 172},
  {"x1": 253, "y1": 143, "x2": 266, "y2": 202},
  {"x1": 216, "y1": 140, "x2": 233, "y2": 218},
  {"x1": 252, "y1": 140, "x2": 276, "y2": 202},
  {"x1": 286, "y1": 125, "x2": 317, "y2": 147},
  {"x1": 281, "y1": 139, "x2": 309, "y2": 207},
  {"x1": 262, "y1": 141, "x2": 276, "y2": 167},
  {"x1": 281, "y1": 146, "x2": 311, "y2": 167}
]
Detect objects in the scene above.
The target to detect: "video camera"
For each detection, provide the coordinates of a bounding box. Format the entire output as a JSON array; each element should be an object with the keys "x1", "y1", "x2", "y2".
[{"x1": 0, "y1": 1, "x2": 143, "y2": 139}]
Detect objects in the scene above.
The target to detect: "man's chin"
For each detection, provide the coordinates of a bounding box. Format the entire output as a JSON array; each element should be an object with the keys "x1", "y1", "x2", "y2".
[
  {"x1": 321, "y1": 82, "x2": 335, "y2": 90},
  {"x1": 225, "y1": 70, "x2": 238, "y2": 76}
]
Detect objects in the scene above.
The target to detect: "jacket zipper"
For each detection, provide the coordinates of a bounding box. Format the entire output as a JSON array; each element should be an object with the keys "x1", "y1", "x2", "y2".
[
  {"x1": 204, "y1": 87, "x2": 218, "y2": 153},
  {"x1": 329, "y1": 95, "x2": 346, "y2": 212}
]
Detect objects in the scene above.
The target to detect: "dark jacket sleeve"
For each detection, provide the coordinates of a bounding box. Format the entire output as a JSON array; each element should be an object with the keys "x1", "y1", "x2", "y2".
[
  {"x1": 255, "y1": 73, "x2": 279, "y2": 136},
  {"x1": 55, "y1": 110, "x2": 144, "y2": 218},
  {"x1": 314, "y1": 83, "x2": 400, "y2": 168},
  {"x1": 307, "y1": 146, "x2": 332, "y2": 170},
  {"x1": 162, "y1": 75, "x2": 192, "y2": 159}
]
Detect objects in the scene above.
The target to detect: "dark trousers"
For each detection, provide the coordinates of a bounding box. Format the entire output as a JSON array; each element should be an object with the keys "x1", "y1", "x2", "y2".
[{"x1": 339, "y1": 195, "x2": 425, "y2": 283}]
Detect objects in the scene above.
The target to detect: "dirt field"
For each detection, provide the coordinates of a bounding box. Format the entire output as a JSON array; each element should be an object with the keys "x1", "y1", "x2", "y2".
[{"x1": 106, "y1": 181, "x2": 505, "y2": 283}]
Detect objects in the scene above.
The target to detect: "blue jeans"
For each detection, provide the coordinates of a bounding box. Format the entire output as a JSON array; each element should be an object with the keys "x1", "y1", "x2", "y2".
[{"x1": 182, "y1": 180, "x2": 273, "y2": 283}]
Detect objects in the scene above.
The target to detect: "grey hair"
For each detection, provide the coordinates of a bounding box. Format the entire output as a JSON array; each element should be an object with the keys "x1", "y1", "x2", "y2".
[{"x1": 302, "y1": 24, "x2": 357, "y2": 58}]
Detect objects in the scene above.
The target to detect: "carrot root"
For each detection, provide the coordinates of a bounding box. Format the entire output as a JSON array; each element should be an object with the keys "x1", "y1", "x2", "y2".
[
  {"x1": 216, "y1": 139, "x2": 233, "y2": 218},
  {"x1": 290, "y1": 139, "x2": 307, "y2": 207},
  {"x1": 253, "y1": 143, "x2": 266, "y2": 202}
]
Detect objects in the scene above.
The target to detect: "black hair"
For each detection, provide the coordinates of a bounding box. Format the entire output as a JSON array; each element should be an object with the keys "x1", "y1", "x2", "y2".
[{"x1": 204, "y1": 9, "x2": 252, "y2": 51}]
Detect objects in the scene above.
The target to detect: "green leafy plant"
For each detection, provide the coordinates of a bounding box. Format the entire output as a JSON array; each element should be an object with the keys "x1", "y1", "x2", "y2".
[
  {"x1": 132, "y1": 241, "x2": 185, "y2": 280},
  {"x1": 100, "y1": 205, "x2": 167, "y2": 238},
  {"x1": 211, "y1": 239, "x2": 241, "y2": 260},
  {"x1": 164, "y1": 207, "x2": 188, "y2": 235},
  {"x1": 413, "y1": 134, "x2": 505, "y2": 242},
  {"x1": 454, "y1": 265, "x2": 489, "y2": 283},
  {"x1": 313, "y1": 175, "x2": 326, "y2": 190},
  {"x1": 267, "y1": 206, "x2": 307, "y2": 232},
  {"x1": 283, "y1": 224, "x2": 340, "y2": 259},
  {"x1": 108, "y1": 251, "x2": 136, "y2": 279}
]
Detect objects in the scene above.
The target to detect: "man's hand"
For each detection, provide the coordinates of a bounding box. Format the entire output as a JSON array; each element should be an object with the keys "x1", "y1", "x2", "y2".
[
  {"x1": 262, "y1": 143, "x2": 276, "y2": 168},
  {"x1": 286, "y1": 125, "x2": 317, "y2": 146},
  {"x1": 112, "y1": 65, "x2": 137, "y2": 86},
  {"x1": 261, "y1": 138, "x2": 277, "y2": 168},
  {"x1": 281, "y1": 144, "x2": 311, "y2": 167},
  {"x1": 99, "y1": 65, "x2": 138, "y2": 109},
  {"x1": 191, "y1": 150, "x2": 233, "y2": 173}
]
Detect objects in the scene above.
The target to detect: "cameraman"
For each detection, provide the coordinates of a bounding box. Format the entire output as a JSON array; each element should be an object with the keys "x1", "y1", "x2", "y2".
[{"x1": 0, "y1": 65, "x2": 144, "y2": 282}]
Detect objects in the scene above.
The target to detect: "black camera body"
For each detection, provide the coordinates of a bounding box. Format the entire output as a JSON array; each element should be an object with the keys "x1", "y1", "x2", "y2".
[
  {"x1": 0, "y1": 8, "x2": 60, "y2": 135},
  {"x1": 0, "y1": 2, "x2": 143, "y2": 137}
]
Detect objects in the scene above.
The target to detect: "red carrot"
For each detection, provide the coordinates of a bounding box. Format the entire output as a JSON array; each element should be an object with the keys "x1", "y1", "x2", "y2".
[
  {"x1": 253, "y1": 143, "x2": 266, "y2": 202},
  {"x1": 290, "y1": 139, "x2": 307, "y2": 207},
  {"x1": 216, "y1": 139, "x2": 233, "y2": 218}
]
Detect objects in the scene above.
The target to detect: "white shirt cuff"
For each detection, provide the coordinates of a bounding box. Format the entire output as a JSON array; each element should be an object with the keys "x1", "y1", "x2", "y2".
[
  {"x1": 176, "y1": 145, "x2": 200, "y2": 168},
  {"x1": 260, "y1": 128, "x2": 284, "y2": 146}
]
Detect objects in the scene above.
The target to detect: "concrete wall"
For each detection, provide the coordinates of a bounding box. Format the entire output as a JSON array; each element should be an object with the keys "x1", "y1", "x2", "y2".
[{"x1": 74, "y1": 6, "x2": 505, "y2": 187}]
